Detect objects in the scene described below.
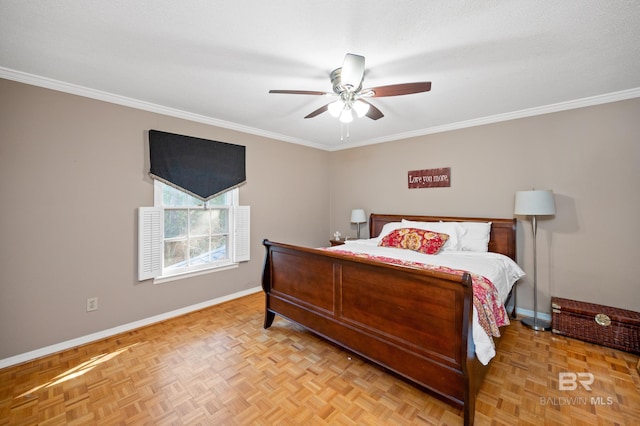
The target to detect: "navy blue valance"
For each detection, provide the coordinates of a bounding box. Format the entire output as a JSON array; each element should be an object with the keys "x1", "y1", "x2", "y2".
[{"x1": 149, "y1": 130, "x2": 246, "y2": 201}]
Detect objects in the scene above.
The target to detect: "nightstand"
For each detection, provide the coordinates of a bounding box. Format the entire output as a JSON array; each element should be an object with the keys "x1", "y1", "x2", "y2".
[{"x1": 329, "y1": 239, "x2": 346, "y2": 246}]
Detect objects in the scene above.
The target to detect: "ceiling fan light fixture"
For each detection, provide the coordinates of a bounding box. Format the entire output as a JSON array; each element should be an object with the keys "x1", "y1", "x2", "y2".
[
  {"x1": 269, "y1": 53, "x2": 432, "y2": 127},
  {"x1": 352, "y1": 100, "x2": 370, "y2": 118},
  {"x1": 328, "y1": 100, "x2": 344, "y2": 118},
  {"x1": 339, "y1": 108, "x2": 353, "y2": 123}
]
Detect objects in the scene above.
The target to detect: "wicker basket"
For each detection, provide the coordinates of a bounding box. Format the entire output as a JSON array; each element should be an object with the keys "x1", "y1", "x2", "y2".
[{"x1": 551, "y1": 297, "x2": 640, "y2": 355}]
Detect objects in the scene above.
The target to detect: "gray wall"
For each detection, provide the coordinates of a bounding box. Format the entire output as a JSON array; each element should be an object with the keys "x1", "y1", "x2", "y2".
[
  {"x1": 0, "y1": 79, "x2": 330, "y2": 359},
  {"x1": 2, "y1": 78, "x2": 639, "y2": 361},
  {"x1": 330, "y1": 98, "x2": 640, "y2": 315}
]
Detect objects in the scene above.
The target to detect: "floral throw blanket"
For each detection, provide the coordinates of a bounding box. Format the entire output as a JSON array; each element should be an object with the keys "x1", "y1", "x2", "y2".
[{"x1": 325, "y1": 249, "x2": 509, "y2": 338}]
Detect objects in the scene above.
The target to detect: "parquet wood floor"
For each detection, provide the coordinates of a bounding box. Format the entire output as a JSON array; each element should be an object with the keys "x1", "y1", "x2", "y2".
[{"x1": 1, "y1": 292, "x2": 638, "y2": 425}]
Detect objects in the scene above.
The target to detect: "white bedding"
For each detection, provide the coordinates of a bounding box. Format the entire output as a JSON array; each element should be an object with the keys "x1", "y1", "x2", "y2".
[{"x1": 327, "y1": 238, "x2": 525, "y2": 364}]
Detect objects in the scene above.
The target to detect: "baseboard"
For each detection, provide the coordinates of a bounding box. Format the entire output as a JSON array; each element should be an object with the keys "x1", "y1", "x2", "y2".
[
  {"x1": 2, "y1": 293, "x2": 550, "y2": 370},
  {"x1": 510, "y1": 306, "x2": 552, "y2": 322},
  {"x1": 0, "y1": 286, "x2": 262, "y2": 369}
]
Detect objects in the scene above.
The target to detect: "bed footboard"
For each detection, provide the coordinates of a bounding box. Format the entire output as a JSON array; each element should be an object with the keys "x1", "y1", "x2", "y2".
[{"x1": 262, "y1": 239, "x2": 485, "y2": 425}]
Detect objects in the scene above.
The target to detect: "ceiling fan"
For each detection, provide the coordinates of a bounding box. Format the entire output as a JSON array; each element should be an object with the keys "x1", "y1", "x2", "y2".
[{"x1": 269, "y1": 53, "x2": 431, "y2": 123}]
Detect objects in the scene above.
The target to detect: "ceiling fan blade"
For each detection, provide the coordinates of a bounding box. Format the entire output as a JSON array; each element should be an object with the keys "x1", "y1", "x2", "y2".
[
  {"x1": 359, "y1": 100, "x2": 384, "y2": 120},
  {"x1": 269, "y1": 90, "x2": 329, "y2": 95},
  {"x1": 340, "y1": 53, "x2": 365, "y2": 89},
  {"x1": 363, "y1": 82, "x2": 431, "y2": 97},
  {"x1": 304, "y1": 104, "x2": 329, "y2": 119}
]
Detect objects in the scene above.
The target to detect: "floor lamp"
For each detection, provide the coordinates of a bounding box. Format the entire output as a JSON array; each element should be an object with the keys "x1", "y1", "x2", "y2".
[{"x1": 514, "y1": 189, "x2": 556, "y2": 331}]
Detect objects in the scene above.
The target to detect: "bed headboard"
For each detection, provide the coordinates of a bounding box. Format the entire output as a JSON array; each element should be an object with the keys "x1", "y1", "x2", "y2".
[{"x1": 369, "y1": 213, "x2": 517, "y2": 260}]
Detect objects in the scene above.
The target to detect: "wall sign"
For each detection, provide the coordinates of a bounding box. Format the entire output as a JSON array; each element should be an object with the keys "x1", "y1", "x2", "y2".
[{"x1": 408, "y1": 167, "x2": 451, "y2": 189}]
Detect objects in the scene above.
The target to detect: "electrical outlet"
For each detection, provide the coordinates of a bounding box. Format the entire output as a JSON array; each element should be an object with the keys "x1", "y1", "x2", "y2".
[{"x1": 87, "y1": 297, "x2": 98, "y2": 312}]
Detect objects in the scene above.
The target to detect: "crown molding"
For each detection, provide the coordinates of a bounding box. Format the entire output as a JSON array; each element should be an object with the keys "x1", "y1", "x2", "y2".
[
  {"x1": 0, "y1": 67, "x2": 327, "y2": 150},
  {"x1": 3, "y1": 67, "x2": 639, "y2": 152},
  {"x1": 331, "y1": 87, "x2": 640, "y2": 151}
]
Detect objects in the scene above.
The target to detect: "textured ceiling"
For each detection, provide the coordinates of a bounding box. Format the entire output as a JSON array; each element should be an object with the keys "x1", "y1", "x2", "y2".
[{"x1": 1, "y1": 0, "x2": 639, "y2": 150}]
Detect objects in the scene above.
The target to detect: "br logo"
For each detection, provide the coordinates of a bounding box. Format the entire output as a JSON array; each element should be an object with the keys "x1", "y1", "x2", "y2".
[{"x1": 559, "y1": 372, "x2": 594, "y2": 391}]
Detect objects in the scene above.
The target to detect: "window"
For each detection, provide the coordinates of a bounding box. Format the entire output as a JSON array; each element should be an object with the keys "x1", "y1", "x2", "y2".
[{"x1": 138, "y1": 182, "x2": 249, "y2": 282}]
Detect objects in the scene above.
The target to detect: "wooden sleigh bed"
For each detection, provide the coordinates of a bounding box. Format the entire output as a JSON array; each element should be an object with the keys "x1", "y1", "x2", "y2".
[{"x1": 261, "y1": 214, "x2": 517, "y2": 425}]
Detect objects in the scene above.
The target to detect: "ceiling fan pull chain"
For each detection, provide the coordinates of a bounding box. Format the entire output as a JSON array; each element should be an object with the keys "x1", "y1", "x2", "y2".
[{"x1": 339, "y1": 123, "x2": 352, "y2": 141}]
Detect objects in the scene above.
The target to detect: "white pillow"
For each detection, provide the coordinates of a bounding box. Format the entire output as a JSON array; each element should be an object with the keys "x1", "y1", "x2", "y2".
[
  {"x1": 460, "y1": 222, "x2": 492, "y2": 252},
  {"x1": 400, "y1": 220, "x2": 466, "y2": 251}
]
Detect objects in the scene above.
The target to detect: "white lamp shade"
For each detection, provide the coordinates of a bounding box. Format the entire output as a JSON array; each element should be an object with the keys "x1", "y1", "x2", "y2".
[
  {"x1": 352, "y1": 100, "x2": 370, "y2": 118},
  {"x1": 328, "y1": 100, "x2": 343, "y2": 117},
  {"x1": 339, "y1": 108, "x2": 353, "y2": 123},
  {"x1": 514, "y1": 190, "x2": 556, "y2": 216},
  {"x1": 350, "y1": 209, "x2": 366, "y2": 223}
]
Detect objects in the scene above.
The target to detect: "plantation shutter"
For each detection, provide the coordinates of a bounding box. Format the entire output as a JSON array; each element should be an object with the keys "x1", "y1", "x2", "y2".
[
  {"x1": 149, "y1": 130, "x2": 246, "y2": 201},
  {"x1": 233, "y1": 206, "x2": 251, "y2": 262},
  {"x1": 138, "y1": 207, "x2": 163, "y2": 281}
]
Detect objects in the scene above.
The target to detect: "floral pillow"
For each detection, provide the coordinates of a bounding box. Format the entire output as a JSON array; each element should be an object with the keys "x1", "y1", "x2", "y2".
[{"x1": 378, "y1": 228, "x2": 450, "y2": 255}]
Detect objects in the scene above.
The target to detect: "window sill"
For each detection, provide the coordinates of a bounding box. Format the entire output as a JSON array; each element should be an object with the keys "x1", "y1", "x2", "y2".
[{"x1": 153, "y1": 263, "x2": 239, "y2": 285}]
